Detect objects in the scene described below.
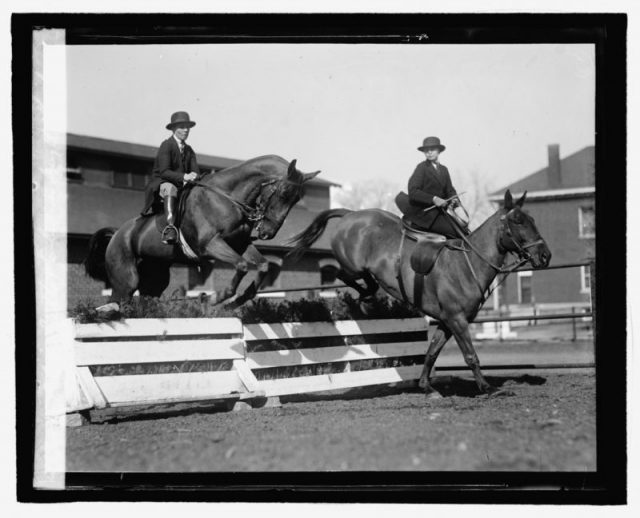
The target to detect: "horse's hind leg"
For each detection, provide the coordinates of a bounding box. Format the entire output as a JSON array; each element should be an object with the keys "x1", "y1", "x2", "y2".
[
  {"x1": 418, "y1": 324, "x2": 452, "y2": 398},
  {"x1": 137, "y1": 260, "x2": 171, "y2": 298},
  {"x1": 104, "y1": 240, "x2": 139, "y2": 304}
]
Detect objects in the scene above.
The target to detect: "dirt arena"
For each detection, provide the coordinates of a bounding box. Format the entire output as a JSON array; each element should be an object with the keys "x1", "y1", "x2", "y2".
[{"x1": 66, "y1": 370, "x2": 596, "y2": 472}]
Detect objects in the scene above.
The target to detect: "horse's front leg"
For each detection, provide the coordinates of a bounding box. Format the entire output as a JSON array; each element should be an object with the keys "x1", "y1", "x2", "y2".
[
  {"x1": 418, "y1": 324, "x2": 452, "y2": 399},
  {"x1": 446, "y1": 314, "x2": 513, "y2": 397},
  {"x1": 199, "y1": 234, "x2": 249, "y2": 304},
  {"x1": 226, "y1": 244, "x2": 270, "y2": 308}
]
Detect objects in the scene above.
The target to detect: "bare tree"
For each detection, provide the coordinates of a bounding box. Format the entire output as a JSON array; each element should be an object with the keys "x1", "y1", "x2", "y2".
[
  {"x1": 332, "y1": 180, "x2": 403, "y2": 215},
  {"x1": 453, "y1": 167, "x2": 494, "y2": 228}
]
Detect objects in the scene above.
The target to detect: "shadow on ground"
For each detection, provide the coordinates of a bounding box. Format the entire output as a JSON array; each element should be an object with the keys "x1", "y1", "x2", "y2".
[
  {"x1": 83, "y1": 374, "x2": 548, "y2": 425},
  {"x1": 430, "y1": 374, "x2": 547, "y2": 397}
]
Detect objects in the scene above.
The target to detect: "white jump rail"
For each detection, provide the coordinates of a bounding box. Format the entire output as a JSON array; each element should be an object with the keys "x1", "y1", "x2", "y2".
[
  {"x1": 243, "y1": 318, "x2": 431, "y2": 398},
  {"x1": 67, "y1": 316, "x2": 432, "y2": 423},
  {"x1": 70, "y1": 318, "x2": 262, "y2": 417}
]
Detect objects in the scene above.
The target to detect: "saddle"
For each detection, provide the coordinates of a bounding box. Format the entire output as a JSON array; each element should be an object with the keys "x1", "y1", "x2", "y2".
[
  {"x1": 396, "y1": 217, "x2": 463, "y2": 310},
  {"x1": 144, "y1": 185, "x2": 199, "y2": 261},
  {"x1": 401, "y1": 217, "x2": 451, "y2": 276}
]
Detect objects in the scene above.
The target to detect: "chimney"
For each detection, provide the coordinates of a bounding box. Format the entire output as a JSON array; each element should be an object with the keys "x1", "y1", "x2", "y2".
[{"x1": 547, "y1": 144, "x2": 561, "y2": 188}]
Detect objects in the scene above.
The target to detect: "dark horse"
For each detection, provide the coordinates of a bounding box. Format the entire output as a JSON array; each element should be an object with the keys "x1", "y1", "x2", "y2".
[
  {"x1": 85, "y1": 155, "x2": 320, "y2": 307},
  {"x1": 288, "y1": 190, "x2": 551, "y2": 397}
]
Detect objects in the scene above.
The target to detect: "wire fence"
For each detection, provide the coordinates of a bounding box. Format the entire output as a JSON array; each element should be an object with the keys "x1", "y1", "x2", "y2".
[{"x1": 153, "y1": 260, "x2": 595, "y2": 343}]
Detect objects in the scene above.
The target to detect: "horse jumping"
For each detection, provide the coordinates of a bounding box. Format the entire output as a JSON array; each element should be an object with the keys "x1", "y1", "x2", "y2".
[
  {"x1": 288, "y1": 190, "x2": 551, "y2": 397},
  {"x1": 85, "y1": 155, "x2": 320, "y2": 307}
]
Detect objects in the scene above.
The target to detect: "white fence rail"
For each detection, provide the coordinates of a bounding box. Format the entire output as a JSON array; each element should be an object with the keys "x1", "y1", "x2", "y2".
[{"x1": 64, "y1": 317, "x2": 433, "y2": 423}]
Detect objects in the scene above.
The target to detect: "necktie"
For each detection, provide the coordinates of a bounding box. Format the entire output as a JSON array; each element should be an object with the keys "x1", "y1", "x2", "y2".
[{"x1": 180, "y1": 142, "x2": 187, "y2": 171}]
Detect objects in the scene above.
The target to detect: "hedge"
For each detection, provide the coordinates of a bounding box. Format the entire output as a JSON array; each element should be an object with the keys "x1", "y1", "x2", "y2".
[{"x1": 69, "y1": 292, "x2": 422, "y2": 324}]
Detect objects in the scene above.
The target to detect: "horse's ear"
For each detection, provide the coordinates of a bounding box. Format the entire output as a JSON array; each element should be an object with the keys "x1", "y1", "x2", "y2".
[
  {"x1": 287, "y1": 159, "x2": 298, "y2": 178},
  {"x1": 504, "y1": 189, "x2": 514, "y2": 210},
  {"x1": 516, "y1": 190, "x2": 527, "y2": 208},
  {"x1": 302, "y1": 170, "x2": 321, "y2": 183}
]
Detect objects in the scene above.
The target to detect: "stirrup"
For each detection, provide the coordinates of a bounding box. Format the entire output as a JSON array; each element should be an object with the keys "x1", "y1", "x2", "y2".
[{"x1": 161, "y1": 224, "x2": 178, "y2": 244}]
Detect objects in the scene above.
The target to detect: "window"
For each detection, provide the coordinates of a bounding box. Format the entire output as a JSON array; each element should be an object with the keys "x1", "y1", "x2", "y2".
[
  {"x1": 319, "y1": 259, "x2": 340, "y2": 298},
  {"x1": 579, "y1": 206, "x2": 595, "y2": 238},
  {"x1": 580, "y1": 265, "x2": 591, "y2": 293},
  {"x1": 320, "y1": 264, "x2": 339, "y2": 285},
  {"x1": 187, "y1": 262, "x2": 215, "y2": 296},
  {"x1": 260, "y1": 262, "x2": 282, "y2": 290},
  {"x1": 517, "y1": 271, "x2": 533, "y2": 304},
  {"x1": 66, "y1": 166, "x2": 83, "y2": 182},
  {"x1": 112, "y1": 171, "x2": 148, "y2": 190}
]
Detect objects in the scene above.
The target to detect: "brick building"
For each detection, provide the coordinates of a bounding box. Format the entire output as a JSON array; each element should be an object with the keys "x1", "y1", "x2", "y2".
[
  {"x1": 488, "y1": 144, "x2": 595, "y2": 312},
  {"x1": 67, "y1": 133, "x2": 341, "y2": 307}
]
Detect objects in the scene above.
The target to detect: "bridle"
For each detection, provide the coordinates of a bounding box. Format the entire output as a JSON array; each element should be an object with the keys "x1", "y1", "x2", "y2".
[
  {"x1": 497, "y1": 210, "x2": 546, "y2": 264},
  {"x1": 444, "y1": 205, "x2": 546, "y2": 309},
  {"x1": 189, "y1": 175, "x2": 302, "y2": 234}
]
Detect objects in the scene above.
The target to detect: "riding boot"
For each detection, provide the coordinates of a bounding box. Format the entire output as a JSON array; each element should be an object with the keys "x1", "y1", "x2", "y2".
[{"x1": 161, "y1": 195, "x2": 178, "y2": 244}]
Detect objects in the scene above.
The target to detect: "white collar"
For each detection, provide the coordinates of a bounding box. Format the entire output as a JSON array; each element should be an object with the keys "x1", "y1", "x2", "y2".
[{"x1": 173, "y1": 135, "x2": 185, "y2": 148}]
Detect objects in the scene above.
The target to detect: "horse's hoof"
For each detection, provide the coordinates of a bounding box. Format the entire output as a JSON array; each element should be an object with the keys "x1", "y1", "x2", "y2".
[
  {"x1": 487, "y1": 388, "x2": 515, "y2": 398},
  {"x1": 223, "y1": 296, "x2": 242, "y2": 310},
  {"x1": 213, "y1": 292, "x2": 235, "y2": 306},
  {"x1": 96, "y1": 302, "x2": 119, "y2": 313},
  {"x1": 424, "y1": 390, "x2": 443, "y2": 400}
]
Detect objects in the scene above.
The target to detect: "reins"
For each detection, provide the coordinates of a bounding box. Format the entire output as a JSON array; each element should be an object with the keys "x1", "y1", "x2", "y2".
[
  {"x1": 396, "y1": 199, "x2": 545, "y2": 313},
  {"x1": 188, "y1": 176, "x2": 281, "y2": 225},
  {"x1": 444, "y1": 206, "x2": 544, "y2": 309}
]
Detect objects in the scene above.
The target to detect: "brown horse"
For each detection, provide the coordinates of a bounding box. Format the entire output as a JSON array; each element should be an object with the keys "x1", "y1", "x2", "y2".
[
  {"x1": 288, "y1": 190, "x2": 551, "y2": 397},
  {"x1": 85, "y1": 155, "x2": 320, "y2": 307}
]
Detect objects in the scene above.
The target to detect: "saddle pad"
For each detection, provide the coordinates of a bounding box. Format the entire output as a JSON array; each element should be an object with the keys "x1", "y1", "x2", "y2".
[{"x1": 150, "y1": 213, "x2": 199, "y2": 261}]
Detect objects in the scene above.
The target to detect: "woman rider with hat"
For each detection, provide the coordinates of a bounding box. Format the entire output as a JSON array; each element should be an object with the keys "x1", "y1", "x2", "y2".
[
  {"x1": 141, "y1": 111, "x2": 201, "y2": 244},
  {"x1": 397, "y1": 136, "x2": 467, "y2": 238}
]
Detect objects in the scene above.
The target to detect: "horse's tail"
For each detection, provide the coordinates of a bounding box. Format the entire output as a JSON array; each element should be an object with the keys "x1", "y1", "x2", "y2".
[
  {"x1": 287, "y1": 208, "x2": 352, "y2": 261},
  {"x1": 84, "y1": 227, "x2": 116, "y2": 282}
]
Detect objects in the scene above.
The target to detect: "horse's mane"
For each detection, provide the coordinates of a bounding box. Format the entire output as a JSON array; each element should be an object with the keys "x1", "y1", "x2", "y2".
[
  {"x1": 469, "y1": 205, "x2": 505, "y2": 236},
  {"x1": 212, "y1": 155, "x2": 289, "y2": 181}
]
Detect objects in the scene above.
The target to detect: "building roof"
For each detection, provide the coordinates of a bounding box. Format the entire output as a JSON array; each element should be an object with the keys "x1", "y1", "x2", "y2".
[
  {"x1": 67, "y1": 133, "x2": 340, "y2": 188},
  {"x1": 491, "y1": 145, "x2": 595, "y2": 196},
  {"x1": 67, "y1": 184, "x2": 335, "y2": 251},
  {"x1": 488, "y1": 186, "x2": 595, "y2": 203}
]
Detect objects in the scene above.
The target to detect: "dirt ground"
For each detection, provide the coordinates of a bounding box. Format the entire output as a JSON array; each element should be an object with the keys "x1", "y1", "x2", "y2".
[{"x1": 66, "y1": 370, "x2": 596, "y2": 472}]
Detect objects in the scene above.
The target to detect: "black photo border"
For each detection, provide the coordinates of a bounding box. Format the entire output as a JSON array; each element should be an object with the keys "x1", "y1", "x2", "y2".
[{"x1": 13, "y1": 12, "x2": 627, "y2": 504}]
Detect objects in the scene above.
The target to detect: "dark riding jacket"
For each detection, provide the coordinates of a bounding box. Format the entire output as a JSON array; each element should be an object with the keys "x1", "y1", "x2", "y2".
[
  {"x1": 142, "y1": 137, "x2": 200, "y2": 215},
  {"x1": 404, "y1": 160, "x2": 458, "y2": 229}
]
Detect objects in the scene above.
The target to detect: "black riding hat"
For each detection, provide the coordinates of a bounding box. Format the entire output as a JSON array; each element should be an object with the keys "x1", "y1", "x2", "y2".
[
  {"x1": 418, "y1": 136, "x2": 445, "y2": 152},
  {"x1": 166, "y1": 111, "x2": 196, "y2": 130}
]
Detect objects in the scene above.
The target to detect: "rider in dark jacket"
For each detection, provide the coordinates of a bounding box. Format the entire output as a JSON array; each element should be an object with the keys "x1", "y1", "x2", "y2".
[
  {"x1": 397, "y1": 136, "x2": 466, "y2": 238},
  {"x1": 141, "y1": 111, "x2": 201, "y2": 244}
]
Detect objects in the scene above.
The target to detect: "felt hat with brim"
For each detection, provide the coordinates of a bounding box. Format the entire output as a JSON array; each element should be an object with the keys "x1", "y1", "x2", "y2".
[
  {"x1": 418, "y1": 136, "x2": 445, "y2": 152},
  {"x1": 166, "y1": 111, "x2": 196, "y2": 130}
]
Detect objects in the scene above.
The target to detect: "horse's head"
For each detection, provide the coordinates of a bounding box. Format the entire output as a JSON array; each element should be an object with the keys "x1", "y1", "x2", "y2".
[
  {"x1": 254, "y1": 159, "x2": 321, "y2": 240},
  {"x1": 498, "y1": 189, "x2": 552, "y2": 269}
]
